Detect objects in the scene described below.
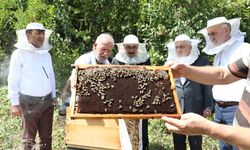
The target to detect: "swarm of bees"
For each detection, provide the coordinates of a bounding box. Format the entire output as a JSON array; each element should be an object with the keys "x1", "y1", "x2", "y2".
[{"x1": 76, "y1": 68, "x2": 176, "y2": 114}]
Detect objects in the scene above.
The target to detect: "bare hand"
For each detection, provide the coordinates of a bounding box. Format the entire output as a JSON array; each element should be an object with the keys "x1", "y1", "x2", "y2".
[
  {"x1": 167, "y1": 63, "x2": 187, "y2": 78},
  {"x1": 161, "y1": 113, "x2": 212, "y2": 135},
  {"x1": 11, "y1": 105, "x2": 22, "y2": 117}
]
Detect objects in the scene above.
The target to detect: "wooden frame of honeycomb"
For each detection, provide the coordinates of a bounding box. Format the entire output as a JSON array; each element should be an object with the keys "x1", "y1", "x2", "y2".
[{"x1": 69, "y1": 65, "x2": 181, "y2": 119}]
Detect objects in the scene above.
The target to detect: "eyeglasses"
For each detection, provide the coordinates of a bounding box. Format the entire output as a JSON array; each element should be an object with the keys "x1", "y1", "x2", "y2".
[{"x1": 124, "y1": 45, "x2": 138, "y2": 50}]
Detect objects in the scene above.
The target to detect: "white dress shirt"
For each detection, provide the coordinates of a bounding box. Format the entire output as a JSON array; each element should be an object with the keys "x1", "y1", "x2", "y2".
[
  {"x1": 212, "y1": 41, "x2": 250, "y2": 102},
  {"x1": 75, "y1": 51, "x2": 110, "y2": 65},
  {"x1": 8, "y1": 49, "x2": 56, "y2": 105}
]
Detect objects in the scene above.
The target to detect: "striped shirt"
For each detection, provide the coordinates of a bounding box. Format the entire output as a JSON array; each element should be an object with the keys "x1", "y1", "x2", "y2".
[{"x1": 228, "y1": 53, "x2": 250, "y2": 127}]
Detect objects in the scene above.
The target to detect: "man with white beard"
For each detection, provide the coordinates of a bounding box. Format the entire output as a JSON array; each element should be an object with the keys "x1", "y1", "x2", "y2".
[{"x1": 112, "y1": 34, "x2": 150, "y2": 65}]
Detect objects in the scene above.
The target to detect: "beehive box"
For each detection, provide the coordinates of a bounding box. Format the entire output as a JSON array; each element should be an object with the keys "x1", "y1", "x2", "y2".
[{"x1": 69, "y1": 65, "x2": 181, "y2": 119}]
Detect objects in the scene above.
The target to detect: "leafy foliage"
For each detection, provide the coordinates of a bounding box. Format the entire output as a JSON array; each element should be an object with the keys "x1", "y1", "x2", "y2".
[
  {"x1": 0, "y1": 86, "x2": 22, "y2": 149},
  {"x1": 0, "y1": 0, "x2": 18, "y2": 57}
]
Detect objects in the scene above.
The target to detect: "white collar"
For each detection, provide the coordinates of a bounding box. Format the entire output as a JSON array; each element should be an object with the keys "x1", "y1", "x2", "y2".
[{"x1": 202, "y1": 36, "x2": 243, "y2": 55}]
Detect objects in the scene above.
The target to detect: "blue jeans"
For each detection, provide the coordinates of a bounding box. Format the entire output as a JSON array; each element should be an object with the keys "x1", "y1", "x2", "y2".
[{"x1": 214, "y1": 104, "x2": 239, "y2": 150}]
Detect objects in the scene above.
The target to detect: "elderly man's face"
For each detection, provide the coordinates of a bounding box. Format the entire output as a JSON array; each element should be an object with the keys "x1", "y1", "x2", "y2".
[
  {"x1": 124, "y1": 44, "x2": 139, "y2": 58},
  {"x1": 93, "y1": 39, "x2": 113, "y2": 63},
  {"x1": 207, "y1": 24, "x2": 231, "y2": 46},
  {"x1": 175, "y1": 41, "x2": 192, "y2": 57},
  {"x1": 26, "y1": 30, "x2": 45, "y2": 48}
]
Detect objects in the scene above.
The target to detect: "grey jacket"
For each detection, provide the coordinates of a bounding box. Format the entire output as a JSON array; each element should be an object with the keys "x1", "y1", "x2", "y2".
[{"x1": 175, "y1": 55, "x2": 214, "y2": 115}]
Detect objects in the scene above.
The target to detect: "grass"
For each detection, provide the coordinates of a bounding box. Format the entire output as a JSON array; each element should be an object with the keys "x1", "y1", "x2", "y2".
[
  {"x1": 0, "y1": 86, "x2": 218, "y2": 150},
  {"x1": 148, "y1": 119, "x2": 219, "y2": 150}
]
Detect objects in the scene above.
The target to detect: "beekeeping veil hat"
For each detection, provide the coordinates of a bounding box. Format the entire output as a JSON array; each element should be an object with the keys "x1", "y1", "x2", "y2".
[
  {"x1": 166, "y1": 34, "x2": 200, "y2": 65},
  {"x1": 123, "y1": 34, "x2": 140, "y2": 44},
  {"x1": 115, "y1": 34, "x2": 149, "y2": 64},
  {"x1": 198, "y1": 17, "x2": 246, "y2": 55},
  {"x1": 14, "y1": 22, "x2": 53, "y2": 53}
]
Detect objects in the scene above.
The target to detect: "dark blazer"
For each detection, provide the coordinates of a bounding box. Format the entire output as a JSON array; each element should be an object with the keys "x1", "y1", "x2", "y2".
[{"x1": 175, "y1": 55, "x2": 213, "y2": 115}]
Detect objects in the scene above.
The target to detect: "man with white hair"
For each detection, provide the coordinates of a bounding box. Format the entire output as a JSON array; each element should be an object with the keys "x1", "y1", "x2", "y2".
[
  {"x1": 199, "y1": 16, "x2": 250, "y2": 150},
  {"x1": 8, "y1": 22, "x2": 56, "y2": 150},
  {"x1": 74, "y1": 33, "x2": 114, "y2": 65},
  {"x1": 112, "y1": 34, "x2": 150, "y2": 150},
  {"x1": 165, "y1": 34, "x2": 213, "y2": 150},
  {"x1": 60, "y1": 33, "x2": 114, "y2": 114},
  {"x1": 60, "y1": 33, "x2": 115, "y2": 149}
]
